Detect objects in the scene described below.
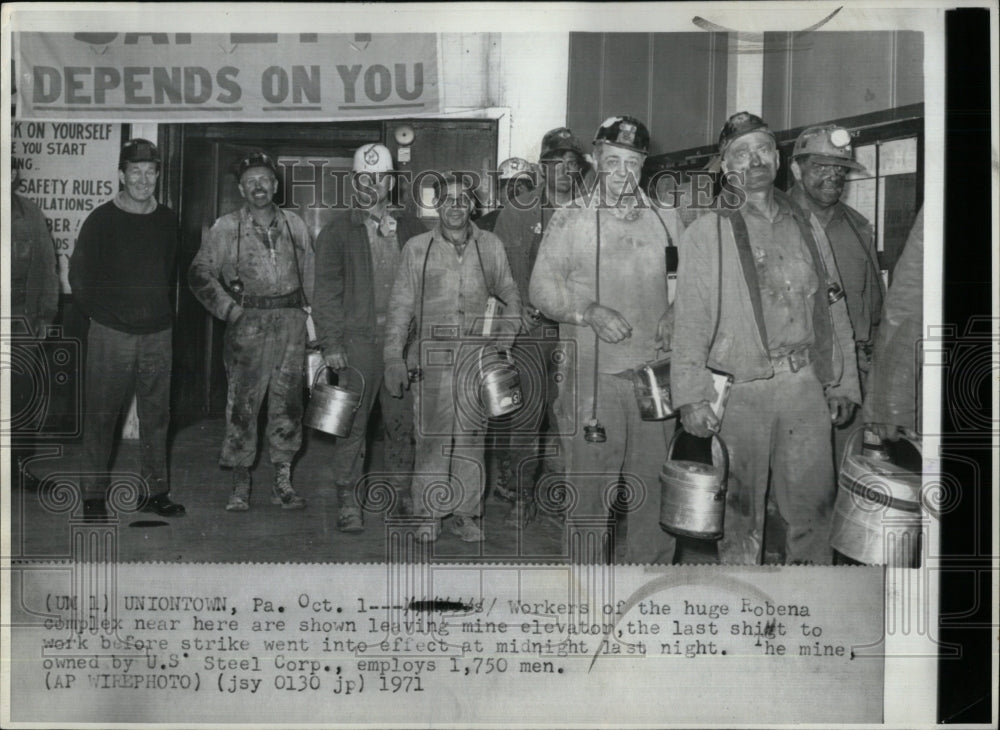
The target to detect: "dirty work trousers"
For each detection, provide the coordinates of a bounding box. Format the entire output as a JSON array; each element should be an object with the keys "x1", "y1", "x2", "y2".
[
  {"x1": 555, "y1": 363, "x2": 676, "y2": 565},
  {"x1": 315, "y1": 335, "x2": 415, "y2": 509},
  {"x1": 410, "y1": 341, "x2": 487, "y2": 520},
  {"x1": 487, "y1": 325, "x2": 561, "y2": 501},
  {"x1": 80, "y1": 321, "x2": 172, "y2": 500},
  {"x1": 719, "y1": 363, "x2": 835, "y2": 565},
  {"x1": 832, "y1": 343, "x2": 871, "y2": 474},
  {"x1": 220, "y1": 308, "x2": 306, "y2": 468}
]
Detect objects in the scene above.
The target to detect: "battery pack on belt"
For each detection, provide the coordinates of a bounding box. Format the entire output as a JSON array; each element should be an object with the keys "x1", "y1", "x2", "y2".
[{"x1": 238, "y1": 289, "x2": 306, "y2": 310}]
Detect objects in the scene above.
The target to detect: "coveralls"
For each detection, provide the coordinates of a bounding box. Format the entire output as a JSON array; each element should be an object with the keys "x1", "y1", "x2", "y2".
[
  {"x1": 671, "y1": 190, "x2": 860, "y2": 565},
  {"x1": 790, "y1": 184, "x2": 884, "y2": 467},
  {"x1": 189, "y1": 205, "x2": 314, "y2": 468},
  {"x1": 528, "y1": 194, "x2": 682, "y2": 564},
  {"x1": 311, "y1": 208, "x2": 425, "y2": 512},
  {"x1": 383, "y1": 224, "x2": 520, "y2": 522}
]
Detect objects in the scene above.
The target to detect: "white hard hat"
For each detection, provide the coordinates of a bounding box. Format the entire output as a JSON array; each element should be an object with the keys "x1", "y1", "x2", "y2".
[{"x1": 353, "y1": 143, "x2": 394, "y2": 173}]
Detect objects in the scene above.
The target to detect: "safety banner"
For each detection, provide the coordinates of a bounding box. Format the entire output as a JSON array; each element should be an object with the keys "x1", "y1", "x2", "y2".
[{"x1": 14, "y1": 32, "x2": 439, "y2": 122}]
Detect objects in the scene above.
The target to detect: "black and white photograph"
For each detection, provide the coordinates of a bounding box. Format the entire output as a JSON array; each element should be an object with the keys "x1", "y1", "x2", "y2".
[{"x1": 2, "y1": 2, "x2": 995, "y2": 727}]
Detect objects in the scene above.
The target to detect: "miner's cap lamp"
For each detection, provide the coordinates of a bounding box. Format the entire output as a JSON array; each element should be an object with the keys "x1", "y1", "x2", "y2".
[{"x1": 792, "y1": 124, "x2": 866, "y2": 171}]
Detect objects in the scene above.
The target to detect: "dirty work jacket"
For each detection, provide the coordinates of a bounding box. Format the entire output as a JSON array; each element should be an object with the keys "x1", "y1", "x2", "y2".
[
  {"x1": 863, "y1": 208, "x2": 922, "y2": 432},
  {"x1": 312, "y1": 208, "x2": 426, "y2": 351},
  {"x1": 11, "y1": 193, "x2": 59, "y2": 336},
  {"x1": 789, "y1": 184, "x2": 883, "y2": 345},
  {"x1": 671, "y1": 189, "x2": 861, "y2": 408},
  {"x1": 188, "y1": 205, "x2": 314, "y2": 322},
  {"x1": 383, "y1": 224, "x2": 521, "y2": 362},
  {"x1": 528, "y1": 193, "x2": 677, "y2": 374}
]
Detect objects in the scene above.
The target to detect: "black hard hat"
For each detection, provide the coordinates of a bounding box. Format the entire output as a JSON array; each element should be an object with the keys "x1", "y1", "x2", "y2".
[
  {"x1": 593, "y1": 115, "x2": 650, "y2": 155},
  {"x1": 540, "y1": 127, "x2": 585, "y2": 160},
  {"x1": 718, "y1": 111, "x2": 774, "y2": 154},
  {"x1": 237, "y1": 150, "x2": 279, "y2": 179},
  {"x1": 119, "y1": 138, "x2": 160, "y2": 166}
]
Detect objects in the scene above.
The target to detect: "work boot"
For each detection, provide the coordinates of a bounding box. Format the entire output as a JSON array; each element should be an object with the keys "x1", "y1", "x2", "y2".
[
  {"x1": 226, "y1": 467, "x2": 251, "y2": 512},
  {"x1": 337, "y1": 507, "x2": 364, "y2": 533},
  {"x1": 493, "y1": 456, "x2": 516, "y2": 503},
  {"x1": 271, "y1": 463, "x2": 306, "y2": 510},
  {"x1": 503, "y1": 498, "x2": 536, "y2": 529},
  {"x1": 449, "y1": 514, "x2": 485, "y2": 542}
]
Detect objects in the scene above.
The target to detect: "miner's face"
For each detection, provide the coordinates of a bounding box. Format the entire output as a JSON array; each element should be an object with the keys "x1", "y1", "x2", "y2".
[
  {"x1": 239, "y1": 167, "x2": 279, "y2": 210},
  {"x1": 119, "y1": 161, "x2": 159, "y2": 205},
  {"x1": 542, "y1": 150, "x2": 583, "y2": 197},
  {"x1": 722, "y1": 131, "x2": 779, "y2": 193},
  {"x1": 794, "y1": 156, "x2": 849, "y2": 208},
  {"x1": 595, "y1": 144, "x2": 644, "y2": 201},
  {"x1": 437, "y1": 181, "x2": 474, "y2": 233}
]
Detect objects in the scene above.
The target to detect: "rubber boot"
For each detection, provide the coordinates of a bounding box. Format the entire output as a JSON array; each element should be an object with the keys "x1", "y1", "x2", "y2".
[
  {"x1": 226, "y1": 467, "x2": 251, "y2": 512},
  {"x1": 271, "y1": 462, "x2": 306, "y2": 510}
]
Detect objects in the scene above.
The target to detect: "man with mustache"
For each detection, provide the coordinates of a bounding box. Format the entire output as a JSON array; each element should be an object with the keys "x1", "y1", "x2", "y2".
[
  {"x1": 671, "y1": 112, "x2": 860, "y2": 565},
  {"x1": 70, "y1": 139, "x2": 185, "y2": 520},
  {"x1": 189, "y1": 151, "x2": 314, "y2": 513},
  {"x1": 788, "y1": 125, "x2": 884, "y2": 464},
  {"x1": 383, "y1": 174, "x2": 521, "y2": 543}
]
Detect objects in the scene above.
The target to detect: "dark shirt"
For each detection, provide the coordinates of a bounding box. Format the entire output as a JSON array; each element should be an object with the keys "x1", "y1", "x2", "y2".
[{"x1": 69, "y1": 200, "x2": 178, "y2": 334}]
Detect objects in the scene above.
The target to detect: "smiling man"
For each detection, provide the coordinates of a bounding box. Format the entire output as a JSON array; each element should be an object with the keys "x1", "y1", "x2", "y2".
[
  {"x1": 189, "y1": 151, "x2": 314, "y2": 513},
  {"x1": 528, "y1": 116, "x2": 682, "y2": 565},
  {"x1": 70, "y1": 139, "x2": 184, "y2": 520},
  {"x1": 671, "y1": 112, "x2": 860, "y2": 565},
  {"x1": 788, "y1": 125, "x2": 884, "y2": 464},
  {"x1": 383, "y1": 173, "x2": 521, "y2": 543}
]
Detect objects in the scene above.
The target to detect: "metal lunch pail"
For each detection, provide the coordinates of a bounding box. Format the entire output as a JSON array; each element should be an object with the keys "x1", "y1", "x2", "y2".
[
  {"x1": 478, "y1": 346, "x2": 523, "y2": 418},
  {"x1": 304, "y1": 365, "x2": 366, "y2": 438},
  {"x1": 830, "y1": 428, "x2": 924, "y2": 567},
  {"x1": 659, "y1": 430, "x2": 729, "y2": 540},
  {"x1": 633, "y1": 357, "x2": 674, "y2": 421}
]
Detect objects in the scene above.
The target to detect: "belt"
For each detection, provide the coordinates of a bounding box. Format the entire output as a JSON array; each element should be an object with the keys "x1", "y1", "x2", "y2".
[
  {"x1": 769, "y1": 346, "x2": 811, "y2": 374},
  {"x1": 237, "y1": 289, "x2": 306, "y2": 310}
]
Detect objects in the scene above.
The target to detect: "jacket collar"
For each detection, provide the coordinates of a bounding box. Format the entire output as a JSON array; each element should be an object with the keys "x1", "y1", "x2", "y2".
[{"x1": 719, "y1": 187, "x2": 804, "y2": 224}]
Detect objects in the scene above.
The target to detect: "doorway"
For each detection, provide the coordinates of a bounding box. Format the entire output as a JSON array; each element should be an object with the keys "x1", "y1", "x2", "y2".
[{"x1": 168, "y1": 118, "x2": 498, "y2": 423}]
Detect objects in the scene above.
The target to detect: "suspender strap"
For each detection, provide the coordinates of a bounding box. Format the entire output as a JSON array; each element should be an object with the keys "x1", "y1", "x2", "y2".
[
  {"x1": 777, "y1": 189, "x2": 835, "y2": 383},
  {"x1": 722, "y1": 210, "x2": 770, "y2": 351}
]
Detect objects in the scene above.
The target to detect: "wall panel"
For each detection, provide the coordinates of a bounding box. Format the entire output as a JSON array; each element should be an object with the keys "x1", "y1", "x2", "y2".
[{"x1": 762, "y1": 31, "x2": 924, "y2": 130}]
